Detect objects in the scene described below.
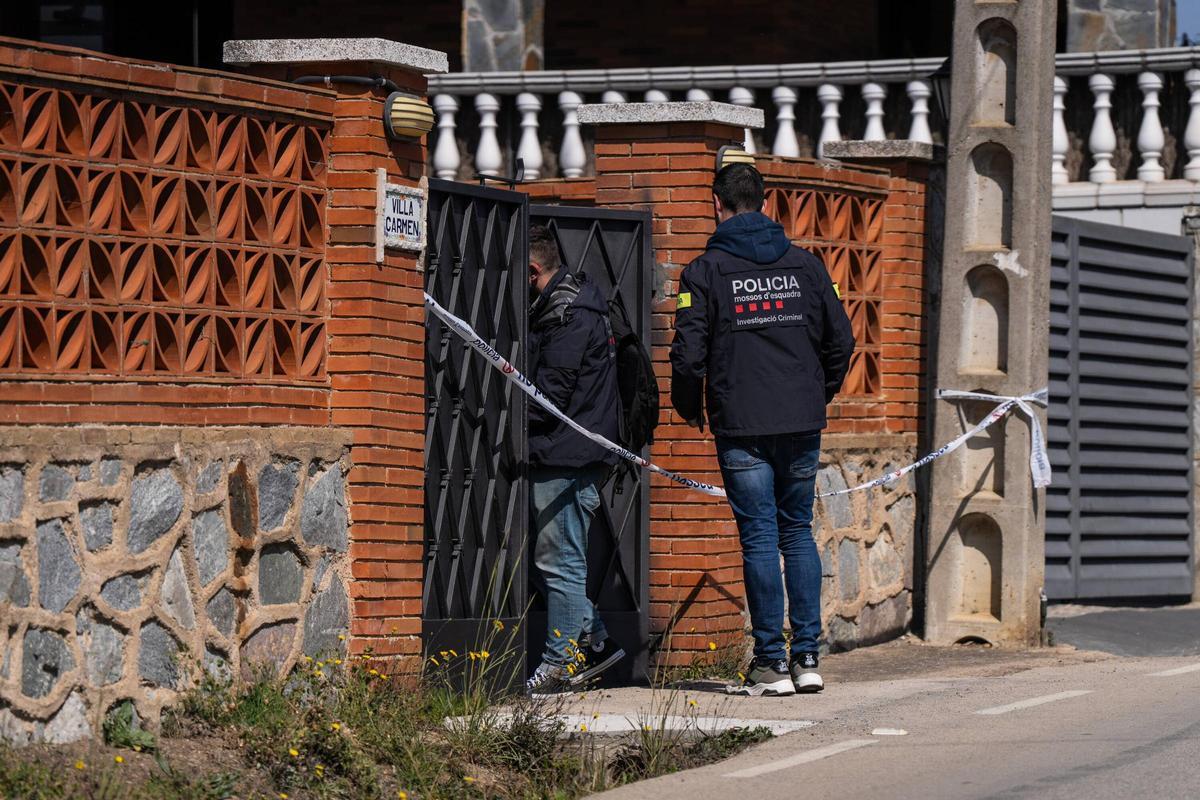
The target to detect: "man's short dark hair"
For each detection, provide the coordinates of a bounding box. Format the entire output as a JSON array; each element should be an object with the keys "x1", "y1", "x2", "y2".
[
  {"x1": 529, "y1": 225, "x2": 562, "y2": 272},
  {"x1": 713, "y1": 163, "x2": 765, "y2": 214}
]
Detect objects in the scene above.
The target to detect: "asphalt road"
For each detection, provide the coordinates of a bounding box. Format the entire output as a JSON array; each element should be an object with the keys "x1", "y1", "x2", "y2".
[
  {"x1": 587, "y1": 651, "x2": 1200, "y2": 800},
  {"x1": 1048, "y1": 604, "x2": 1200, "y2": 657}
]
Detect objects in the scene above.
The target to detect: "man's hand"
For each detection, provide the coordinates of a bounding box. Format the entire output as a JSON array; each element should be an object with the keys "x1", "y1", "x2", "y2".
[{"x1": 684, "y1": 408, "x2": 707, "y2": 433}]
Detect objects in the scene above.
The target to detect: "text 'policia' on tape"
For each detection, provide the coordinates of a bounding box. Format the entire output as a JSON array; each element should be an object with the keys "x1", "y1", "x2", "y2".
[{"x1": 423, "y1": 293, "x2": 1051, "y2": 499}]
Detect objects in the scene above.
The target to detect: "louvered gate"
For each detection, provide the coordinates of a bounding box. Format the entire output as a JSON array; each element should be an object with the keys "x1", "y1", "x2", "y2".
[{"x1": 1047, "y1": 216, "x2": 1195, "y2": 600}]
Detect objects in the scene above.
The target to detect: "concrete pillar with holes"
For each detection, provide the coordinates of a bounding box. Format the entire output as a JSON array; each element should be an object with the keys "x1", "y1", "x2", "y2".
[
  {"x1": 224, "y1": 38, "x2": 447, "y2": 669},
  {"x1": 576, "y1": 102, "x2": 765, "y2": 667},
  {"x1": 923, "y1": 1, "x2": 1056, "y2": 645}
]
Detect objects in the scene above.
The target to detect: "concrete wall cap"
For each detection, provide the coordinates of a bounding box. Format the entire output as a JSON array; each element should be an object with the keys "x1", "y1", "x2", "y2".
[
  {"x1": 823, "y1": 139, "x2": 941, "y2": 162},
  {"x1": 223, "y1": 38, "x2": 449, "y2": 74},
  {"x1": 577, "y1": 101, "x2": 765, "y2": 129}
]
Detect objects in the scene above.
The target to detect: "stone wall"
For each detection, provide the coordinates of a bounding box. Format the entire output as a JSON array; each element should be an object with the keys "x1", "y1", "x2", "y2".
[
  {"x1": 816, "y1": 437, "x2": 916, "y2": 651},
  {"x1": 0, "y1": 427, "x2": 351, "y2": 745}
]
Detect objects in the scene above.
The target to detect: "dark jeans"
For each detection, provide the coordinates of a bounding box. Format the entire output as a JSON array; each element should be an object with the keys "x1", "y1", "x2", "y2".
[{"x1": 717, "y1": 432, "x2": 822, "y2": 661}]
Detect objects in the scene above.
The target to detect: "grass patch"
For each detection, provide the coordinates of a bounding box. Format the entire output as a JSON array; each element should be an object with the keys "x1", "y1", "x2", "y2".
[{"x1": 2, "y1": 644, "x2": 772, "y2": 799}]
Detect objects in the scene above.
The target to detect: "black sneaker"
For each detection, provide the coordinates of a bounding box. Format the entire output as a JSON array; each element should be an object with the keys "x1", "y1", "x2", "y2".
[
  {"x1": 569, "y1": 636, "x2": 626, "y2": 686},
  {"x1": 525, "y1": 662, "x2": 571, "y2": 698},
  {"x1": 726, "y1": 657, "x2": 796, "y2": 696},
  {"x1": 790, "y1": 652, "x2": 824, "y2": 693}
]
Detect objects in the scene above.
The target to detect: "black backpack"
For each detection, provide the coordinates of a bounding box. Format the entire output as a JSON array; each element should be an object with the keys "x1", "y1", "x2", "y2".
[{"x1": 606, "y1": 297, "x2": 660, "y2": 455}]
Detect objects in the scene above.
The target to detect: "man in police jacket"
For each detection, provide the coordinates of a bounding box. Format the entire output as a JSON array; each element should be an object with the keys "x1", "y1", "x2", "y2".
[{"x1": 671, "y1": 160, "x2": 855, "y2": 696}]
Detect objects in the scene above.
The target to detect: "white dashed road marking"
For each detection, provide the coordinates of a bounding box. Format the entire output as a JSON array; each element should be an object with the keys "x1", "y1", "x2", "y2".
[
  {"x1": 1148, "y1": 662, "x2": 1200, "y2": 677},
  {"x1": 722, "y1": 739, "x2": 877, "y2": 778},
  {"x1": 975, "y1": 690, "x2": 1093, "y2": 716},
  {"x1": 871, "y1": 728, "x2": 908, "y2": 736}
]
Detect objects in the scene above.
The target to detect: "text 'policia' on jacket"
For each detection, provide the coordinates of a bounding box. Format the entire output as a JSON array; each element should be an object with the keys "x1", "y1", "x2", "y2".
[
  {"x1": 670, "y1": 211, "x2": 856, "y2": 437},
  {"x1": 528, "y1": 269, "x2": 621, "y2": 468}
]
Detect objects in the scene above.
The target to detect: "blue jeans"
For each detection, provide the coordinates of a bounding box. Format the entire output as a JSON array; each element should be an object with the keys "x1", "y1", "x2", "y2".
[
  {"x1": 717, "y1": 432, "x2": 823, "y2": 661},
  {"x1": 531, "y1": 464, "x2": 609, "y2": 666}
]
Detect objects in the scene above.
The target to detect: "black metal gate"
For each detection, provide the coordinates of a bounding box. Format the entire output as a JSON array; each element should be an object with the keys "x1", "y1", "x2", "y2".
[
  {"x1": 527, "y1": 205, "x2": 654, "y2": 683},
  {"x1": 1047, "y1": 215, "x2": 1195, "y2": 600},
  {"x1": 423, "y1": 179, "x2": 529, "y2": 676}
]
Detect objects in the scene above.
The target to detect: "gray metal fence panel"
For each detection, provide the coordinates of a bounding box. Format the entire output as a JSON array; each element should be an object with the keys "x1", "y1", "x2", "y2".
[{"x1": 1047, "y1": 216, "x2": 1194, "y2": 601}]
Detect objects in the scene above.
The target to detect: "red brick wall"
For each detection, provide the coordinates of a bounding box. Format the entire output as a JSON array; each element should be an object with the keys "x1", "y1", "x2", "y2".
[
  {"x1": 248, "y1": 61, "x2": 430, "y2": 669},
  {"x1": 0, "y1": 37, "x2": 336, "y2": 427}
]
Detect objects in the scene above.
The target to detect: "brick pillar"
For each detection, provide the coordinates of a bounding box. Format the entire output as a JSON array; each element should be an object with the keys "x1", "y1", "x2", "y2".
[
  {"x1": 577, "y1": 102, "x2": 765, "y2": 665},
  {"x1": 824, "y1": 140, "x2": 939, "y2": 438},
  {"x1": 224, "y1": 39, "x2": 449, "y2": 669}
]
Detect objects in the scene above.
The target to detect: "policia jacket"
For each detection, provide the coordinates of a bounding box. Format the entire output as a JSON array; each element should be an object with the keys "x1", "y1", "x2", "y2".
[{"x1": 670, "y1": 212, "x2": 856, "y2": 437}]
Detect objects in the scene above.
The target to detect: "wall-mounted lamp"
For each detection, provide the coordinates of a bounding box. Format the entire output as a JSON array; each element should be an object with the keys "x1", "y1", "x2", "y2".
[
  {"x1": 929, "y1": 57, "x2": 952, "y2": 141},
  {"x1": 384, "y1": 92, "x2": 435, "y2": 140}
]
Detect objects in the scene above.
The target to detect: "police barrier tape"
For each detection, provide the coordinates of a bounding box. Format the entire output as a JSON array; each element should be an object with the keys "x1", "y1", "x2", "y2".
[{"x1": 424, "y1": 293, "x2": 1052, "y2": 499}]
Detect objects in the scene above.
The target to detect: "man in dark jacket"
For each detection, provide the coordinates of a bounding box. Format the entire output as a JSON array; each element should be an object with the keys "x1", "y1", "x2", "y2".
[
  {"x1": 524, "y1": 225, "x2": 626, "y2": 697},
  {"x1": 670, "y1": 162, "x2": 855, "y2": 697}
]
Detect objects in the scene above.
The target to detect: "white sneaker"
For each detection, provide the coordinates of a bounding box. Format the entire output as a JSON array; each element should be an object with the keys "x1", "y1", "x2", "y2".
[{"x1": 790, "y1": 652, "x2": 824, "y2": 693}]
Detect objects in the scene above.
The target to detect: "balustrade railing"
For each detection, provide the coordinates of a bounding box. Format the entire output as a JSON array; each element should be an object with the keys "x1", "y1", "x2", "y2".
[{"x1": 426, "y1": 46, "x2": 1200, "y2": 191}]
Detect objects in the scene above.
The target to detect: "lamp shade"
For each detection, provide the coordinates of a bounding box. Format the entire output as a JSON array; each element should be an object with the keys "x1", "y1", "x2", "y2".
[
  {"x1": 384, "y1": 92, "x2": 435, "y2": 140},
  {"x1": 929, "y1": 57, "x2": 952, "y2": 136}
]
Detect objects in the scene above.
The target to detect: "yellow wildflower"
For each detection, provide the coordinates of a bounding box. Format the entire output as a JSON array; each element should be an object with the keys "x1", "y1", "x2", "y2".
[
  {"x1": 398, "y1": 792, "x2": 409, "y2": 800},
  {"x1": 493, "y1": 620, "x2": 504, "y2": 631},
  {"x1": 429, "y1": 656, "x2": 440, "y2": 666},
  {"x1": 304, "y1": 655, "x2": 313, "y2": 662},
  {"x1": 689, "y1": 699, "x2": 698, "y2": 707},
  {"x1": 289, "y1": 748, "x2": 300, "y2": 757},
  {"x1": 592, "y1": 712, "x2": 600, "y2": 720},
  {"x1": 369, "y1": 668, "x2": 379, "y2": 676},
  {"x1": 568, "y1": 638, "x2": 578, "y2": 647},
  {"x1": 579, "y1": 723, "x2": 588, "y2": 732},
  {"x1": 74, "y1": 761, "x2": 85, "y2": 770},
  {"x1": 480, "y1": 650, "x2": 490, "y2": 659},
  {"x1": 553, "y1": 629, "x2": 562, "y2": 638},
  {"x1": 331, "y1": 722, "x2": 342, "y2": 731},
  {"x1": 337, "y1": 634, "x2": 346, "y2": 641},
  {"x1": 737, "y1": 672, "x2": 746, "y2": 681},
  {"x1": 114, "y1": 756, "x2": 124, "y2": 764},
  {"x1": 469, "y1": 652, "x2": 478, "y2": 661},
  {"x1": 708, "y1": 642, "x2": 717, "y2": 651},
  {"x1": 279, "y1": 794, "x2": 289, "y2": 800},
  {"x1": 449, "y1": 649, "x2": 458, "y2": 658},
  {"x1": 440, "y1": 650, "x2": 449, "y2": 659},
  {"x1": 334, "y1": 658, "x2": 343, "y2": 665},
  {"x1": 463, "y1": 776, "x2": 476, "y2": 784}
]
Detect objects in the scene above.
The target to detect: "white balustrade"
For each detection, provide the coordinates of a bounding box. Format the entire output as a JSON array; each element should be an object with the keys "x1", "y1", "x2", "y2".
[
  {"x1": 515, "y1": 92, "x2": 544, "y2": 180},
  {"x1": 729, "y1": 87, "x2": 757, "y2": 153},
  {"x1": 1136, "y1": 72, "x2": 1165, "y2": 182},
  {"x1": 432, "y1": 94, "x2": 461, "y2": 180},
  {"x1": 771, "y1": 86, "x2": 800, "y2": 157},
  {"x1": 1186, "y1": 69, "x2": 1200, "y2": 181},
  {"x1": 862, "y1": 82, "x2": 887, "y2": 141},
  {"x1": 1052, "y1": 76, "x2": 1069, "y2": 184},
  {"x1": 474, "y1": 93, "x2": 503, "y2": 177},
  {"x1": 817, "y1": 83, "x2": 843, "y2": 159},
  {"x1": 423, "y1": 48, "x2": 1200, "y2": 189},
  {"x1": 1088, "y1": 73, "x2": 1117, "y2": 183},
  {"x1": 558, "y1": 91, "x2": 587, "y2": 179},
  {"x1": 906, "y1": 80, "x2": 933, "y2": 145}
]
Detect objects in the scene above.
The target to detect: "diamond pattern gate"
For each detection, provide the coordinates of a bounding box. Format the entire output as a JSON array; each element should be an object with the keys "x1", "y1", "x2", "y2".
[
  {"x1": 423, "y1": 179, "x2": 529, "y2": 679},
  {"x1": 1046, "y1": 216, "x2": 1195, "y2": 600},
  {"x1": 529, "y1": 205, "x2": 653, "y2": 684}
]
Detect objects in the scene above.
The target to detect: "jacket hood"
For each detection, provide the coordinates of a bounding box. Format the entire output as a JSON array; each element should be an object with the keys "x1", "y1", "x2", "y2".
[
  {"x1": 706, "y1": 212, "x2": 792, "y2": 264},
  {"x1": 531, "y1": 270, "x2": 606, "y2": 328}
]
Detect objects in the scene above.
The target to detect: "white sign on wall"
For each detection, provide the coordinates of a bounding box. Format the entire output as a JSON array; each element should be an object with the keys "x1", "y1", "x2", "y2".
[{"x1": 377, "y1": 172, "x2": 426, "y2": 255}]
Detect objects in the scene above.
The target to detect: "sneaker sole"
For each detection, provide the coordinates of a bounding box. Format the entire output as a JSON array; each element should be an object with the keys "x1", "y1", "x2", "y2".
[
  {"x1": 793, "y1": 673, "x2": 824, "y2": 693},
  {"x1": 724, "y1": 677, "x2": 796, "y2": 697},
  {"x1": 568, "y1": 647, "x2": 626, "y2": 686}
]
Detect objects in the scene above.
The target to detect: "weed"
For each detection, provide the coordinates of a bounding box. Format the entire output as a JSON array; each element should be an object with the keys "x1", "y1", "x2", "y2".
[{"x1": 102, "y1": 700, "x2": 157, "y2": 753}]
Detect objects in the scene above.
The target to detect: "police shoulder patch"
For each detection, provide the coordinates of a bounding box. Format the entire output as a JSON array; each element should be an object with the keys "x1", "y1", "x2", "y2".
[{"x1": 677, "y1": 292, "x2": 692, "y2": 310}]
